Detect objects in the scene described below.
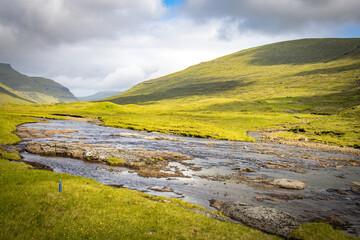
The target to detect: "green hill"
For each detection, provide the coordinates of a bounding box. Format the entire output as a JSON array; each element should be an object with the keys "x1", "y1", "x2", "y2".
[
  {"x1": 107, "y1": 38, "x2": 360, "y2": 114},
  {"x1": 102, "y1": 38, "x2": 360, "y2": 147},
  {"x1": 0, "y1": 63, "x2": 77, "y2": 103}
]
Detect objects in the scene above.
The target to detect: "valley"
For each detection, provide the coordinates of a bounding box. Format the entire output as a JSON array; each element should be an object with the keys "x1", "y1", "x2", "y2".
[{"x1": 1, "y1": 38, "x2": 359, "y2": 239}]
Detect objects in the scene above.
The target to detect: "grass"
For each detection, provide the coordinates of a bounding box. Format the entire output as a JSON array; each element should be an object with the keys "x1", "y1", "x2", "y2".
[
  {"x1": 0, "y1": 157, "x2": 282, "y2": 239},
  {"x1": 107, "y1": 157, "x2": 126, "y2": 166},
  {"x1": 289, "y1": 222, "x2": 358, "y2": 240},
  {"x1": 0, "y1": 103, "x2": 357, "y2": 239}
]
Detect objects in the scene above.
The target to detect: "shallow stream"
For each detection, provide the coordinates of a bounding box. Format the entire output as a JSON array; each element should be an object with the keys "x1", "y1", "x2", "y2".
[{"x1": 17, "y1": 119, "x2": 360, "y2": 236}]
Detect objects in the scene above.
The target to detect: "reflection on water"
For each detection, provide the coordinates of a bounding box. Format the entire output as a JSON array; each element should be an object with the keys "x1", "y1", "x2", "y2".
[{"x1": 18, "y1": 119, "x2": 360, "y2": 236}]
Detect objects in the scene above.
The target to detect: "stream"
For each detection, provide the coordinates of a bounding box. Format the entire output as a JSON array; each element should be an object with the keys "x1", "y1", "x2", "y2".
[{"x1": 16, "y1": 119, "x2": 360, "y2": 236}]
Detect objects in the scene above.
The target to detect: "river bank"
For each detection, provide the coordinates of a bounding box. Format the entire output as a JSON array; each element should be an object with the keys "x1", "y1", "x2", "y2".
[{"x1": 11, "y1": 118, "x2": 360, "y2": 237}]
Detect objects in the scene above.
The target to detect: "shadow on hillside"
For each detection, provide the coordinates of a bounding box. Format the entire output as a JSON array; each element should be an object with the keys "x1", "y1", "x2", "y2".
[
  {"x1": 110, "y1": 80, "x2": 253, "y2": 105},
  {"x1": 246, "y1": 39, "x2": 360, "y2": 66},
  {"x1": 0, "y1": 86, "x2": 34, "y2": 103},
  {"x1": 195, "y1": 88, "x2": 360, "y2": 115},
  {"x1": 294, "y1": 63, "x2": 360, "y2": 76},
  {"x1": 301, "y1": 88, "x2": 360, "y2": 114}
]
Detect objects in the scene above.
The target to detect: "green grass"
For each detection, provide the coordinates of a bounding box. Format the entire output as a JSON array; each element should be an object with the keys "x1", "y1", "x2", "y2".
[
  {"x1": 0, "y1": 103, "x2": 357, "y2": 239},
  {"x1": 107, "y1": 157, "x2": 126, "y2": 166},
  {"x1": 276, "y1": 106, "x2": 360, "y2": 147},
  {"x1": 289, "y1": 222, "x2": 358, "y2": 240},
  {"x1": 0, "y1": 157, "x2": 282, "y2": 240}
]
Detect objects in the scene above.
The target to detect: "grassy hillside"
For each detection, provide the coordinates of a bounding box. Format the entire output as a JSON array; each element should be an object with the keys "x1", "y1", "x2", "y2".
[
  {"x1": 108, "y1": 38, "x2": 360, "y2": 114},
  {"x1": 0, "y1": 82, "x2": 34, "y2": 104},
  {"x1": 0, "y1": 63, "x2": 77, "y2": 103},
  {"x1": 103, "y1": 38, "x2": 360, "y2": 148}
]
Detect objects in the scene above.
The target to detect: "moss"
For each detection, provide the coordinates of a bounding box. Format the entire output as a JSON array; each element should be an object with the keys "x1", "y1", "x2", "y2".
[
  {"x1": 107, "y1": 157, "x2": 126, "y2": 166},
  {"x1": 289, "y1": 222, "x2": 358, "y2": 240},
  {"x1": 0, "y1": 151, "x2": 21, "y2": 160}
]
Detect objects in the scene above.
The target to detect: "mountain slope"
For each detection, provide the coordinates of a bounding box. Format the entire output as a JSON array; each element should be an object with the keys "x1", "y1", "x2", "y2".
[
  {"x1": 101, "y1": 38, "x2": 360, "y2": 147},
  {"x1": 0, "y1": 63, "x2": 77, "y2": 103},
  {"x1": 0, "y1": 82, "x2": 34, "y2": 104},
  {"x1": 78, "y1": 91, "x2": 123, "y2": 102},
  {"x1": 107, "y1": 38, "x2": 360, "y2": 115}
]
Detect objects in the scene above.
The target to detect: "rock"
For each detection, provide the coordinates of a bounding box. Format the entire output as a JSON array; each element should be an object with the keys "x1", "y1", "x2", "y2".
[
  {"x1": 209, "y1": 200, "x2": 301, "y2": 237},
  {"x1": 241, "y1": 168, "x2": 255, "y2": 172},
  {"x1": 350, "y1": 186, "x2": 359, "y2": 193},
  {"x1": 150, "y1": 187, "x2": 174, "y2": 192},
  {"x1": 335, "y1": 189, "x2": 351, "y2": 195},
  {"x1": 271, "y1": 179, "x2": 306, "y2": 190},
  {"x1": 25, "y1": 142, "x2": 192, "y2": 170},
  {"x1": 352, "y1": 181, "x2": 360, "y2": 187}
]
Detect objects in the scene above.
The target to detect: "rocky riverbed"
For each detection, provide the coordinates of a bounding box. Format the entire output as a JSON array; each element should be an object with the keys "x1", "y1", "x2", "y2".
[{"x1": 13, "y1": 118, "x2": 360, "y2": 237}]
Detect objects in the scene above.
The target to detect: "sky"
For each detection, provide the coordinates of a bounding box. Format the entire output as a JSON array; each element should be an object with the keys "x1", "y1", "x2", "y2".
[{"x1": 0, "y1": 0, "x2": 359, "y2": 97}]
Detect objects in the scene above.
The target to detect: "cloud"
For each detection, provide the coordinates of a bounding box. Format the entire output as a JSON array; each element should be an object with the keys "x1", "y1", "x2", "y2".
[
  {"x1": 0, "y1": 0, "x2": 166, "y2": 47},
  {"x1": 181, "y1": 0, "x2": 360, "y2": 34},
  {"x1": 55, "y1": 65, "x2": 147, "y2": 96}
]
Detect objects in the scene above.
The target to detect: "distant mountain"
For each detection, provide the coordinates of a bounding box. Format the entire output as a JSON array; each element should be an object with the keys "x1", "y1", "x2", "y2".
[
  {"x1": 78, "y1": 91, "x2": 123, "y2": 102},
  {"x1": 106, "y1": 38, "x2": 360, "y2": 114},
  {"x1": 0, "y1": 63, "x2": 77, "y2": 103}
]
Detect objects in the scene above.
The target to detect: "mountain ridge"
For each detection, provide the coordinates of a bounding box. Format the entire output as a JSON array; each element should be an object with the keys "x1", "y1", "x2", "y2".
[{"x1": 0, "y1": 63, "x2": 77, "y2": 103}]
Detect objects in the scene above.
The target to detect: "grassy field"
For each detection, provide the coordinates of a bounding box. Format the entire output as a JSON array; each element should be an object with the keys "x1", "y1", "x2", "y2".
[{"x1": 0, "y1": 107, "x2": 357, "y2": 239}]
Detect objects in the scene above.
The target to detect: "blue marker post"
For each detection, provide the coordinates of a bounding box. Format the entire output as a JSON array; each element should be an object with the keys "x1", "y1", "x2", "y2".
[{"x1": 59, "y1": 180, "x2": 62, "y2": 193}]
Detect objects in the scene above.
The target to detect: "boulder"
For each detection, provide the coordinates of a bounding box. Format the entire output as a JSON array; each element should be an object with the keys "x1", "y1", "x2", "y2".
[
  {"x1": 210, "y1": 199, "x2": 301, "y2": 237},
  {"x1": 271, "y1": 178, "x2": 306, "y2": 190}
]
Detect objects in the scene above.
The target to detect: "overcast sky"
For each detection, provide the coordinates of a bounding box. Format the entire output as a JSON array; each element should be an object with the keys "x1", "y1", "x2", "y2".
[{"x1": 1, "y1": 0, "x2": 359, "y2": 97}]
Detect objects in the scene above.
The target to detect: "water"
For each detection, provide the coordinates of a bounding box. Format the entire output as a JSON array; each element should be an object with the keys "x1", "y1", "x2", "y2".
[{"x1": 17, "y1": 119, "x2": 360, "y2": 236}]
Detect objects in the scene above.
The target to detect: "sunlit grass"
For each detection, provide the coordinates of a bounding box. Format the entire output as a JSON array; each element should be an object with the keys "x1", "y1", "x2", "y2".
[{"x1": 0, "y1": 158, "x2": 281, "y2": 240}]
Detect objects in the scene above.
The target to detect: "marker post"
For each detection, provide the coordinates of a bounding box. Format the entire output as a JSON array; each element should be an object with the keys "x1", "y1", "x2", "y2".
[{"x1": 59, "y1": 181, "x2": 62, "y2": 193}]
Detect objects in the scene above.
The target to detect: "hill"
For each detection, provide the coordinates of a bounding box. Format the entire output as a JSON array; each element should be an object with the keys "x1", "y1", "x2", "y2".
[
  {"x1": 102, "y1": 38, "x2": 360, "y2": 147},
  {"x1": 78, "y1": 91, "x2": 123, "y2": 102},
  {"x1": 0, "y1": 63, "x2": 77, "y2": 103},
  {"x1": 107, "y1": 38, "x2": 360, "y2": 114}
]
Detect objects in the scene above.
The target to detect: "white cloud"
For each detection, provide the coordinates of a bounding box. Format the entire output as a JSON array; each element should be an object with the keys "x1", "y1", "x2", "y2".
[
  {"x1": 181, "y1": 0, "x2": 360, "y2": 34},
  {"x1": 55, "y1": 65, "x2": 146, "y2": 96},
  {"x1": 0, "y1": 0, "x2": 166, "y2": 45}
]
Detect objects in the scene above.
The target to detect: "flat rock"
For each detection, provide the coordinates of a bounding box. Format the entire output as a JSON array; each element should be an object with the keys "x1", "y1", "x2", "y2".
[
  {"x1": 210, "y1": 199, "x2": 301, "y2": 237},
  {"x1": 271, "y1": 178, "x2": 306, "y2": 190},
  {"x1": 25, "y1": 142, "x2": 192, "y2": 169}
]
